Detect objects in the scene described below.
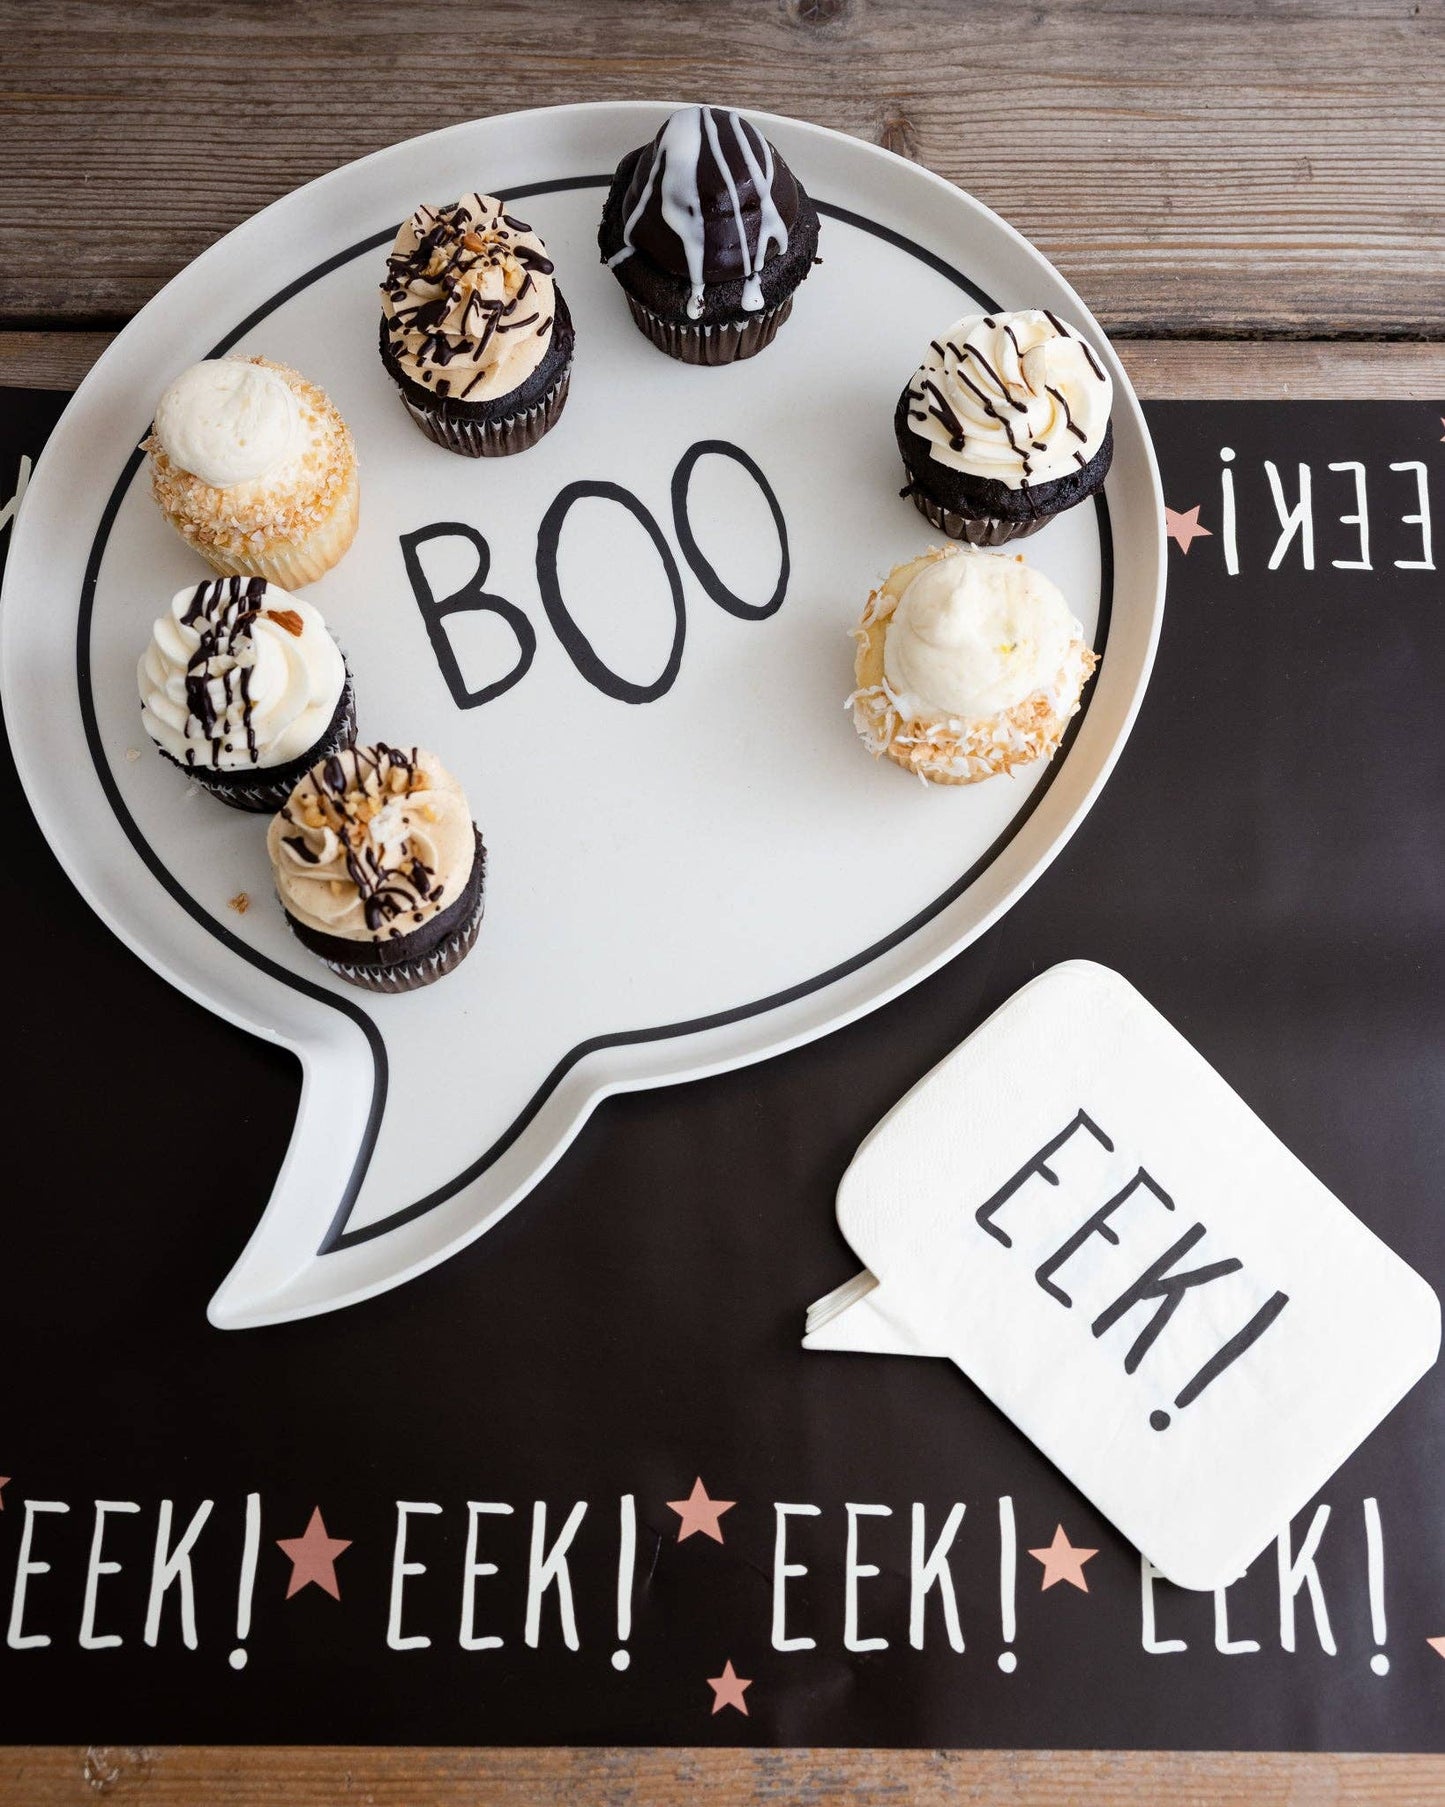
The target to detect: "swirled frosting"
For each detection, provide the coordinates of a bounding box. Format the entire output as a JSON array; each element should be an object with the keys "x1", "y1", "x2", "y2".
[
  {"x1": 904, "y1": 310, "x2": 1112, "y2": 491},
  {"x1": 381, "y1": 194, "x2": 558, "y2": 403},
  {"x1": 138, "y1": 577, "x2": 346, "y2": 771},
  {"x1": 268, "y1": 745, "x2": 476, "y2": 943},
  {"x1": 153, "y1": 359, "x2": 303, "y2": 488},
  {"x1": 883, "y1": 546, "x2": 1083, "y2": 721},
  {"x1": 607, "y1": 106, "x2": 800, "y2": 318}
]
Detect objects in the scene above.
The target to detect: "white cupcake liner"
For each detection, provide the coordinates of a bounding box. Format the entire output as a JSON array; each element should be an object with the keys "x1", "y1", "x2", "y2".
[{"x1": 194, "y1": 464, "x2": 361, "y2": 587}]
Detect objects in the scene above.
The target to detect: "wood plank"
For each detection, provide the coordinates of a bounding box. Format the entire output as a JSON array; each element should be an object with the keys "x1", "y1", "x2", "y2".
[
  {"x1": 1114, "y1": 339, "x2": 1445, "y2": 400},
  {"x1": 1, "y1": 0, "x2": 1442, "y2": 336},
  {"x1": 1, "y1": 1746, "x2": 1442, "y2": 1806},
  {"x1": 4, "y1": 331, "x2": 1441, "y2": 400},
  {"x1": 0, "y1": 332, "x2": 115, "y2": 390},
  {"x1": 2, "y1": 1749, "x2": 1445, "y2": 1807}
]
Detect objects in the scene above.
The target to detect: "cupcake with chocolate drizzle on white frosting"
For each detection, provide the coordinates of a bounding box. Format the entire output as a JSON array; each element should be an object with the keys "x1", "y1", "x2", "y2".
[
  {"x1": 138, "y1": 575, "x2": 355, "y2": 813},
  {"x1": 268, "y1": 743, "x2": 486, "y2": 993},
  {"x1": 145, "y1": 356, "x2": 360, "y2": 587},
  {"x1": 849, "y1": 543, "x2": 1097, "y2": 786},
  {"x1": 379, "y1": 193, "x2": 573, "y2": 456},
  {"x1": 896, "y1": 309, "x2": 1114, "y2": 546}
]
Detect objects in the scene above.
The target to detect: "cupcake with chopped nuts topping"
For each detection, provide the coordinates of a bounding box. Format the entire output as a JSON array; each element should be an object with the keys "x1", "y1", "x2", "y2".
[
  {"x1": 137, "y1": 575, "x2": 355, "y2": 813},
  {"x1": 849, "y1": 543, "x2": 1097, "y2": 785},
  {"x1": 268, "y1": 744, "x2": 486, "y2": 993},
  {"x1": 379, "y1": 193, "x2": 574, "y2": 456},
  {"x1": 145, "y1": 356, "x2": 359, "y2": 586},
  {"x1": 896, "y1": 309, "x2": 1113, "y2": 545}
]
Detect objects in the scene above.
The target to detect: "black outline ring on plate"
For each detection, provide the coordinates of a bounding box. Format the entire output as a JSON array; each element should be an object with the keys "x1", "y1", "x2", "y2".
[{"x1": 76, "y1": 177, "x2": 1114, "y2": 1255}]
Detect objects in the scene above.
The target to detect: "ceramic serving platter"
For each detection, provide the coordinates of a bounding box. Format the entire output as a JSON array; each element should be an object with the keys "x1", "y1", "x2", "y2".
[{"x1": 1, "y1": 102, "x2": 1166, "y2": 1327}]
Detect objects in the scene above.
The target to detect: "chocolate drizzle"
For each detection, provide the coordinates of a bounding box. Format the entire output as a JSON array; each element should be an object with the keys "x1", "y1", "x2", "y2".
[
  {"x1": 1043, "y1": 308, "x2": 1108, "y2": 382},
  {"x1": 1046, "y1": 382, "x2": 1089, "y2": 440},
  {"x1": 181, "y1": 576, "x2": 269, "y2": 766},
  {"x1": 916, "y1": 377, "x2": 968, "y2": 452},
  {"x1": 909, "y1": 311, "x2": 1111, "y2": 489},
  {"x1": 289, "y1": 744, "x2": 447, "y2": 935},
  {"x1": 382, "y1": 194, "x2": 555, "y2": 391}
]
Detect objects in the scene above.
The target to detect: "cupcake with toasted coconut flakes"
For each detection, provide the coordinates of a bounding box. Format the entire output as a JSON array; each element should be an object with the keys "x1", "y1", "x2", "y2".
[
  {"x1": 849, "y1": 544, "x2": 1097, "y2": 786},
  {"x1": 145, "y1": 356, "x2": 359, "y2": 588}
]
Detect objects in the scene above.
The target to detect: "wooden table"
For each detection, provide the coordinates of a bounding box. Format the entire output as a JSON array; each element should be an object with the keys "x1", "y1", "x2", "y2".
[{"x1": 1, "y1": 2, "x2": 1440, "y2": 1800}]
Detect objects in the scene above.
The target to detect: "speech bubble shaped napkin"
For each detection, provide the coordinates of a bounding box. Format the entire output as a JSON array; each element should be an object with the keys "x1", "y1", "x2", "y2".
[{"x1": 804, "y1": 961, "x2": 1440, "y2": 1591}]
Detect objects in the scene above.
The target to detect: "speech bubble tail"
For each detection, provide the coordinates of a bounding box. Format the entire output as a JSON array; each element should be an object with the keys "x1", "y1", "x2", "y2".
[
  {"x1": 206, "y1": 1010, "x2": 382, "y2": 1329},
  {"x1": 803, "y1": 1269, "x2": 945, "y2": 1356}
]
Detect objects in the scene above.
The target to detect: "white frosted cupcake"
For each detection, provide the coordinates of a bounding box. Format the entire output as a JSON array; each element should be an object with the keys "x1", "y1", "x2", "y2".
[
  {"x1": 268, "y1": 744, "x2": 486, "y2": 993},
  {"x1": 849, "y1": 544, "x2": 1097, "y2": 785},
  {"x1": 145, "y1": 356, "x2": 359, "y2": 586},
  {"x1": 138, "y1": 576, "x2": 354, "y2": 812},
  {"x1": 895, "y1": 309, "x2": 1113, "y2": 545}
]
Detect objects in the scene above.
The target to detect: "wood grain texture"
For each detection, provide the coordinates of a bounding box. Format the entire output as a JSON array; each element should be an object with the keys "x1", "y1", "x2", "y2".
[
  {"x1": 1, "y1": 11, "x2": 1439, "y2": 1801},
  {"x1": 1, "y1": 0, "x2": 1442, "y2": 336},
  {"x1": 4, "y1": 331, "x2": 1442, "y2": 398},
  {"x1": 0, "y1": 1747, "x2": 1442, "y2": 1806}
]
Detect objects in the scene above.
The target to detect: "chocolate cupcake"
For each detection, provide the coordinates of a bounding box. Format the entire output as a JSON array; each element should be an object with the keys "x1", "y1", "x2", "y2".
[
  {"x1": 268, "y1": 744, "x2": 486, "y2": 993},
  {"x1": 138, "y1": 576, "x2": 355, "y2": 813},
  {"x1": 379, "y1": 194, "x2": 573, "y2": 456},
  {"x1": 145, "y1": 357, "x2": 360, "y2": 587},
  {"x1": 896, "y1": 310, "x2": 1113, "y2": 545},
  {"x1": 598, "y1": 105, "x2": 820, "y2": 365}
]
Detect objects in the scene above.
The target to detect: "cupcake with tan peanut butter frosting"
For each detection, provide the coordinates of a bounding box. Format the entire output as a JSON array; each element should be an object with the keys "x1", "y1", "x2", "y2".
[
  {"x1": 145, "y1": 356, "x2": 359, "y2": 586},
  {"x1": 849, "y1": 543, "x2": 1097, "y2": 785},
  {"x1": 896, "y1": 309, "x2": 1113, "y2": 546},
  {"x1": 268, "y1": 744, "x2": 486, "y2": 992},
  {"x1": 379, "y1": 193, "x2": 574, "y2": 456}
]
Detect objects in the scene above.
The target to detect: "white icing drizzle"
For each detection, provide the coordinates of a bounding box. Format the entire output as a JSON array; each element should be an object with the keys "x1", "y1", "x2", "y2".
[{"x1": 608, "y1": 106, "x2": 790, "y2": 318}]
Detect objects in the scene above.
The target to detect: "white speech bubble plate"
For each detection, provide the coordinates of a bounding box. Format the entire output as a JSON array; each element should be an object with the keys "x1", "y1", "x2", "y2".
[
  {"x1": 805, "y1": 961, "x2": 1441, "y2": 1590},
  {"x1": 1, "y1": 105, "x2": 1165, "y2": 1327}
]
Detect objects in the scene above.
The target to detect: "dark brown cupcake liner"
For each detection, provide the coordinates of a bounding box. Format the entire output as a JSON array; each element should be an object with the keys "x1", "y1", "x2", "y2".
[
  {"x1": 324, "y1": 890, "x2": 486, "y2": 993},
  {"x1": 160, "y1": 674, "x2": 357, "y2": 814},
  {"x1": 402, "y1": 367, "x2": 571, "y2": 457},
  {"x1": 624, "y1": 293, "x2": 794, "y2": 366},
  {"x1": 906, "y1": 487, "x2": 1049, "y2": 547}
]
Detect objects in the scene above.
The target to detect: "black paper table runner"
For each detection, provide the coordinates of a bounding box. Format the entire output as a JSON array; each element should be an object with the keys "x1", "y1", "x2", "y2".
[{"x1": 1, "y1": 393, "x2": 1441, "y2": 1750}]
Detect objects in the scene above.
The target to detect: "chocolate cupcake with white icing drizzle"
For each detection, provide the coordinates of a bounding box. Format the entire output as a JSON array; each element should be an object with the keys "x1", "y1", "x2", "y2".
[
  {"x1": 379, "y1": 194, "x2": 573, "y2": 456},
  {"x1": 598, "y1": 105, "x2": 821, "y2": 366},
  {"x1": 138, "y1": 576, "x2": 355, "y2": 812},
  {"x1": 268, "y1": 744, "x2": 486, "y2": 993},
  {"x1": 896, "y1": 310, "x2": 1114, "y2": 545}
]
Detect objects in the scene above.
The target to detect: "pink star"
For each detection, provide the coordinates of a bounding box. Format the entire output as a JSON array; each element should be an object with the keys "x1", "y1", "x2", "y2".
[
  {"x1": 1428, "y1": 1635, "x2": 1445, "y2": 1660},
  {"x1": 0, "y1": 1478, "x2": 9, "y2": 1511},
  {"x1": 1165, "y1": 504, "x2": 1213, "y2": 554},
  {"x1": 1028, "y1": 1524, "x2": 1099, "y2": 1593},
  {"x1": 707, "y1": 1659, "x2": 752, "y2": 1716},
  {"x1": 276, "y1": 1507, "x2": 351, "y2": 1601},
  {"x1": 667, "y1": 1477, "x2": 736, "y2": 1544}
]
